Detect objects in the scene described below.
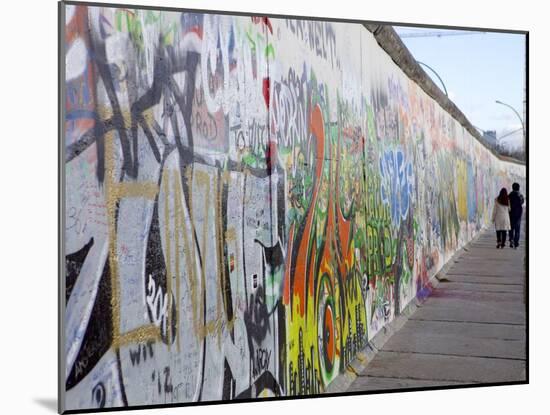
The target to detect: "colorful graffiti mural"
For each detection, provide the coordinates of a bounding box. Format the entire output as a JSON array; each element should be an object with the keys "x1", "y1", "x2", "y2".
[{"x1": 62, "y1": 4, "x2": 526, "y2": 411}]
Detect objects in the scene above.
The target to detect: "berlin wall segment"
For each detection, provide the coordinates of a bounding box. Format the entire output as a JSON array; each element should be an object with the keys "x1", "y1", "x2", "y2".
[{"x1": 62, "y1": 4, "x2": 526, "y2": 411}]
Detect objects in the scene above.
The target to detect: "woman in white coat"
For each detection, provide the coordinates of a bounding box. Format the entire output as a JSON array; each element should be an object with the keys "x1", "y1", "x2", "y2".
[{"x1": 492, "y1": 188, "x2": 511, "y2": 249}]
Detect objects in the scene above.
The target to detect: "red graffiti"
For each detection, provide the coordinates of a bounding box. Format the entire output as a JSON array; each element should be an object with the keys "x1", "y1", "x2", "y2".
[
  {"x1": 283, "y1": 104, "x2": 325, "y2": 315},
  {"x1": 266, "y1": 140, "x2": 277, "y2": 171},
  {"x1": 251, "y1": 16, "x2": 273, "y2": 34},
  {"x1": 263, "y1": 77, "x2": 270, "y2": 109}
]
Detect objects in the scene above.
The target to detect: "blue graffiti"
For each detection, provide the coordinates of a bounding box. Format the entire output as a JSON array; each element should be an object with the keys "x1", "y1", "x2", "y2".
[{"x1": 379, "y1": 149, "x2": 414, "y2": 225}]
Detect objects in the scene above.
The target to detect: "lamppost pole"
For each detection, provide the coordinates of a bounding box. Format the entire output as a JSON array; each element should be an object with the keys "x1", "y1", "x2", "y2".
[
  {"x1": 495, "y1": 100, "x2": 526, "y2": 155},
  {"x1": 417, "y1": 61, "x2": 448, "y2": 97}
]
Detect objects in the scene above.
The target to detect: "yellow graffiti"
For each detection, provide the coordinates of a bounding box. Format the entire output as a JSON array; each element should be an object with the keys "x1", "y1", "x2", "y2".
[
  {"x1": 100, "y1": 106, "x2": 162, "y2": 350},
  {"x1": 457, "y1": 159, "x2": 468, "y2": 222}
]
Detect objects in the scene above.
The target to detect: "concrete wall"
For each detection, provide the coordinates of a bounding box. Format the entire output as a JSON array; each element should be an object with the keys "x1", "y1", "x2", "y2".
[{"x1": 62, "y1": 4, "x2": 526, "y2": 411}]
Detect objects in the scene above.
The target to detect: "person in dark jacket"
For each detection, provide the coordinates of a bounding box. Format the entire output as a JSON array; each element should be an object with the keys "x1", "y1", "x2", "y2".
[{"x1": 508, "y1": 182, "x2": 525, "y2": 248}]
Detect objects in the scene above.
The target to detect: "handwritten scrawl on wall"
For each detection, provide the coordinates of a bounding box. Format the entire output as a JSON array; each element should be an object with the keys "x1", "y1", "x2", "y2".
[{"x1": 62, "y1": 4, "x2": 526, "y2": 411}]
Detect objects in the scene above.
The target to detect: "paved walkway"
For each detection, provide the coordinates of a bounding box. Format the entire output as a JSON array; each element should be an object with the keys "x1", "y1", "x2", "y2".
[{"x1": 347, "y1": 222, "x2": 527, "y2": 392}]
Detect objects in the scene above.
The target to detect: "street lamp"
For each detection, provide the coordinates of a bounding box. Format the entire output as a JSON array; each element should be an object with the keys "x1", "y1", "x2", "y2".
[
  {"x1": 495, "y1": 100, "x2": 526, "y2": 155},
  {"x1": 417, "y1": 61, "x2": 448, "y2": 97}
]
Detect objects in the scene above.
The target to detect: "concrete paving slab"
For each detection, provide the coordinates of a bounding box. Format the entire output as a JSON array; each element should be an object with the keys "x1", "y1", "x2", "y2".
[
  {"x1": 411, "y1": 304, "x2": 525, "y2": 325},
  {"x1": 453, "y1": 257, "x2": 524, "y2": 264},
  {"x1": 446, "y1": 266, "x2": 524, "y2": 275},
  {"x1": 419, "y1": 295, "x2": 525, "y2": 313},
  {"x1": 437, "y1": 281, "x2": 523, "y2": 293},
  {"x1": 444, "y1": 275, "x2": 523, "y2": 285},
  {"x1": 364, "y1": 351, "x2": 526, "y2": 383},
  {"x1": 348, "y1": 376, "x2": 465, "y2": 392},
  {"x1": 427, "y1": 288, "x2": 524, "y2": 302},
  {"x1": 454, "y1": 255, "x2": 523, "y2": 260},
  {"x1": 382, "y1": 332, "x2": 525, "y2": 359},
  {"x1": 450, "y1": 262, "x2": 524, "y2": 269},
  {"x1": 445, "y1": 271, "x2": 524, "y2": 277},
  {"x1": 396, "y1": 320, "x2": 526, "y2": 341}
]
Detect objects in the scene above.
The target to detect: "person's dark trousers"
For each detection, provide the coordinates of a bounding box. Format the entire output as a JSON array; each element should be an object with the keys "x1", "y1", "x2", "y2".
[
  {"x1": 496, "y1": 230, "x2": 507, "y2": 247},
  {"x1": 509, "y1": 217, "x2": 521, "y2": 247}
]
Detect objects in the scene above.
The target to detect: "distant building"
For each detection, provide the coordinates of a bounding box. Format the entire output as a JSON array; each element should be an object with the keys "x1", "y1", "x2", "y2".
[{"x1": 482, "y1": 130, "x2": 497, "y2": 147}]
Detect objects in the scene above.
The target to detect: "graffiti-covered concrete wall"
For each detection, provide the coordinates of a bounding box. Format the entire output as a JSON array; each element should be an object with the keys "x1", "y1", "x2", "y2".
[{"x1": 62, "y1": 4, "x2": 526, "y2": 411}]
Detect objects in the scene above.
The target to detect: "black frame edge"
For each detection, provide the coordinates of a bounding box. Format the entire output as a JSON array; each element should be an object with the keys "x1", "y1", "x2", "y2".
[
  {"x1": 57, "y1": 2, "x2": 529, "y2": 414},
  {"x1": 62, "y1": 0, "x2": 528, "y2": 34},
  {"x1": 59, "y1": 1, "x2": 67, "y2": 414},
  {"x1": 63, "y1": 380, "x2": 529, "y2": 415},
  {"x1": 524, "y1": 30, "x2": 529, "y2": 384}
]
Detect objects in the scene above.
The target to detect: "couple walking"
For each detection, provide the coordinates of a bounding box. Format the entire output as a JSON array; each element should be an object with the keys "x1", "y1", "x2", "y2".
[{"x1": 492, "y1": 182, "x2": 525, "y2": 249}]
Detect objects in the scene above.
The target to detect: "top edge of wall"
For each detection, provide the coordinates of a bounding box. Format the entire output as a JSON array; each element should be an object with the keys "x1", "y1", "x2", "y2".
[
  {"x1": 364, "y1": 24, "x2": 525, "y2": 167},
  {"x1": 61, "y1": 1, "x2": 525, "y2": 166}
]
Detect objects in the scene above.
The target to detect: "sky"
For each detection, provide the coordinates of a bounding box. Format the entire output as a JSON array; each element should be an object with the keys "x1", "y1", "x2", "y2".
[{"x1": 393, "y1": 26, "x2": 526, "y2": 150}]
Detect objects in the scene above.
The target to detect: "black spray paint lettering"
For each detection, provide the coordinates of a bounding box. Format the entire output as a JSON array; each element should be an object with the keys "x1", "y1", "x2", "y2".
[
  {"x1": 230, "y1": 120, "x2": 269, "y2": 154},
  {"x1": 151, "y1": 366, "x2": 174, "y2": 396},
  {"x1": 91, "y1": 382, "x2": 106, "y2": 408},
  {"x1": 129, "y1": 342, "x2": 155, "y2": 367},
  {"x1": 252, "y1": 348, "x2": 272, "y2": 378}
]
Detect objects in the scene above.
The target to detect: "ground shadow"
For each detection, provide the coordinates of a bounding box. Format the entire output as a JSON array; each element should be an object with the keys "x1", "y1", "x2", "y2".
[{"x1": 34, "y1": 398, "x2": 57, "y2": 413}]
